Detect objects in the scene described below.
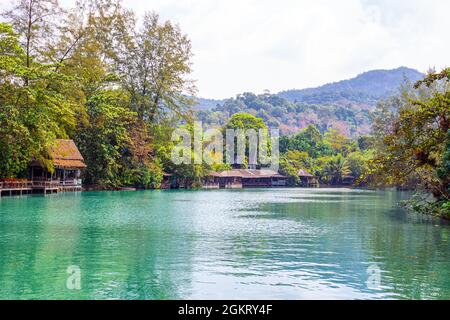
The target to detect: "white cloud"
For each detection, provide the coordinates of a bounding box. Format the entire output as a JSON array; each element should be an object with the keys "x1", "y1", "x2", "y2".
[{"x1": 3, "y1": 0, "x2": 450, "y2": 98}]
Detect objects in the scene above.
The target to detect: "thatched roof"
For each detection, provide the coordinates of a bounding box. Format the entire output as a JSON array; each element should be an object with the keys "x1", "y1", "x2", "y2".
[
  {"x1": 47, "y1": 139, "x2": 86, "y2": 169},
  {"x1": 298, "y1": 169, "x2": 314, "y2": 177},
  {"x1": 209, "y1": 169, "x2": 286, "y2": 179}
]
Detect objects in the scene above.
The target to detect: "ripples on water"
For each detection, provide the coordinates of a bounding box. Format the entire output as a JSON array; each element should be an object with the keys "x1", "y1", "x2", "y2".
[{"x1": 0, "y1": 188, "x2": 449, "y2": 299}]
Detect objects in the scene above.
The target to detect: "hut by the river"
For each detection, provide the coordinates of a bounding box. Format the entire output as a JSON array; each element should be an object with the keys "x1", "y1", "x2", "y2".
[
  {"x1": 298, "y1": 169, "x2": 319, "y2": 188},
  {"x1": 29, "y1": 139, "x2": 86, "y2": 192},
  {"x1": 204, "y1": 169, "x2": 288, "y2": 189}
]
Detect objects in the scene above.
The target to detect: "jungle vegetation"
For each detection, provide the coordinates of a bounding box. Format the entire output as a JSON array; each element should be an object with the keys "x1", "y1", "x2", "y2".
[{"x1": 0, "y1": 1, "x2": 448, "y2": 217}]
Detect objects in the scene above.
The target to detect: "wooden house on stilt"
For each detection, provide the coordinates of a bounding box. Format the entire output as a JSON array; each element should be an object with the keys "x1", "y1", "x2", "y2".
[{"x1": 29, "y1": 139, "x2": 87, "y2": 193}]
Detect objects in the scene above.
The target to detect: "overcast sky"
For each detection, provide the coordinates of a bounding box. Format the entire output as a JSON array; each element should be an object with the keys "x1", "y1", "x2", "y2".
[{"x1": 2, "y1": 0, "x2": 449, "y2": 98}]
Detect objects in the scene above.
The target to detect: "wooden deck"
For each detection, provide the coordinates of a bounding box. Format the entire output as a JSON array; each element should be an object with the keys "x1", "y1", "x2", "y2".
[
  {"x1": 0, "y1": 180, "x2": 82, "y2": 197},
  {"x1": 0, "y1": 181, "x2": 33, "y2": 197}
]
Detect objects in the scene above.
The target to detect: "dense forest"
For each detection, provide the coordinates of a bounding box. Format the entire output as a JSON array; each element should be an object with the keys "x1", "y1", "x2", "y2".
[
  {"x1": 277, "y1": 68, "x2": 450, "y2": 217},
  {"x1": 0, "y1": 0, "x2": 448, "y2": 217},
  {"x1": 0, "y1": 0, "x2": 197, "y2": 189},
  {"x1": 196, "y1": 67, "x2": 424, "y2": 137}
]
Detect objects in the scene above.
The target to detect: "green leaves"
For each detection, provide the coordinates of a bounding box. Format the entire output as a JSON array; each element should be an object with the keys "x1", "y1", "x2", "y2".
[
  {"x1": 0, "y1": 1, "x2": 196, "y2": 188},
  {"x1": 321, "y1": 154, "x2": 351, "y2": 185},
  {"x1": 118, "y1": 12, "x2": 195, "y2": 123},
  {"x1": 277, "y1": 124, "x2": 369, "y2": 186},
  {"x1": 76, "y1": 90, "x2": 135, "y2": 186},
  {"x1": 371, "y1": 69, "x2": 450, "y2": 211},
  {"x1": 280, "y1": 125, "x2": 334, "y2": 158},
  {"x1": 0, "y1": 21, "x2": 79, "y2": 177},
  {"x1": 225, "y1": 112, "x2": 268, "y2": 131}
]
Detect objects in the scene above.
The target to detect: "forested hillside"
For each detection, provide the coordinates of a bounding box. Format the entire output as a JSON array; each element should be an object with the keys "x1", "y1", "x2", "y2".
[
  {"x1": 195, "y1": 67, "x2": 424, "y2": 136},
  {"x1": 278, "y1": 67, "x2": 423, "y2": 104}
]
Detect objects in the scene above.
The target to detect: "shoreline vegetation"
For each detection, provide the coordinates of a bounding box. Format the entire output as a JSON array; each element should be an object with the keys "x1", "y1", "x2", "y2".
[{"x1": 0, "y1": 1, "x2": 449, "y2": 218}]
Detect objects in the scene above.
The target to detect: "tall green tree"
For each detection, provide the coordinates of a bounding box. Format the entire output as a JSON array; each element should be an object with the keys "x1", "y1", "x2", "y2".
[
  {"x1": 75, "y1": 90, "x2": 135, "y2": 186},
  {"x1": 2, "y1": 0, "x2": 63, "y2": 83},
  {"x1": 371, "y1": 68, "x2": 450, "y2": 216},
  {"x1": 225, "y1": 112, "x2": 267, "y2": 131},
  {"x1": 324, "y1": 128, "x2": 355, "y2": 155},
  {"x1": 0, "y1": 21, "x2": 80, "y2": 176},
  {"x1": 281, "y1": 125, "x2": 333, "y2": 158},
  {"x1": 118, "y1": 12, "x2": 195, "y2": 123}
]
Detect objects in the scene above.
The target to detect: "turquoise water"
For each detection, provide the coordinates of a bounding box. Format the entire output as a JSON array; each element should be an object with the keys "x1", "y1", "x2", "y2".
[{"x1": 0, "y1": 188, "x2": 449, "y2": 300}]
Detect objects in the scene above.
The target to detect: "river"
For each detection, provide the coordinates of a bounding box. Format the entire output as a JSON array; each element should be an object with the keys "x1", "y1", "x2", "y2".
[{"x1": 0, "y1": 188, "x2": 449, "y2": 299}]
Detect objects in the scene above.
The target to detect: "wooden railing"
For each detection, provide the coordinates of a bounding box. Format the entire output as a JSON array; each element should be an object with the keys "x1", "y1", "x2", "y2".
[
  {"x1": 31, "y1": 181, "x2": 61, "y2": 189},
  {"x1": 0, "y1": 181, "x2": 32, "y2": 189},
  {"x1": 1, "y1": 179, "x2": 82, "y2": 190},
  {"x1": 242, "y1": 181, "x2": 274, "y2": 186},
  {"x1": 59, "y1": 179, "x2": 82, "y2": 187}
]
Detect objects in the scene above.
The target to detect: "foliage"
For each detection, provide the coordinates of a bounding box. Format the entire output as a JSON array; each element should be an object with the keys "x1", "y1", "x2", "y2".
[
  {"x1": 278, "y1": 124, "x2": 370, "y2": 186},
  {"x1": 279, "y1": 150, "x2": 313, "y2": 185},
  {"x1": 225, "y1": 112, "x2": 267, "y2": 131},
  {"x1": 280, "y1": 125, "x2": 333, "y2": 158},
  {"x1": 371, "y1": 68, "x2": 450, "y2": 217},
  {"x1": 438, "y1": 130, "x2": 450, "y2": 192},
  {"x1": 117, "y1": 12, "x2": 195, "y2": 123},
  {"x1": 0, "y1": 1, "x2": 195, "y2": 188},
  {"x1": 196, "y1": 68, "x2": 424, "y2": 137},
  {"x1": 0, "y1": 22, "x2": 79, "y2": 177},
  {"x1": 75, "y1": 90, "x2": 135, "y2": 187},
  {"x1": 223, "y1": 112, "x2": 269, "y2": 168},
  {"x1": 321, "y1": 154, "x2": 351, "y2": 185},
  {"x1": 346, "y1": 151, "x2": 371, "y2": 181}
]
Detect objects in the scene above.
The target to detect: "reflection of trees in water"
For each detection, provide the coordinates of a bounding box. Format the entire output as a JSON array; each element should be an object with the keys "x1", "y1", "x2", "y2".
[
  {"x1": 0, "y1": 192, "x2": 197, "y2": 299},
  {"x1": 216, "y1": 192, "x2": 379, "y2": 291},
  {"x1": 0, "y1": 197, "x2": 47, "y2": 298},
  {"x1": 229, "y1": 190, "x2": 450, "y2": 299},
  {"x1": 367, "y1": 208, "x2": 450, "y2": 299},
  {"x1": 1, "y1": 190, "x2": 450, "y2": 299},
  {"x1": 72, "y1": 192, "x2": 196, "y2": 299}
]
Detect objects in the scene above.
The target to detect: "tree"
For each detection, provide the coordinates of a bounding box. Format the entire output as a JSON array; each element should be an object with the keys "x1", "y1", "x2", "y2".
[
  {"x1": 225, "y1": 112, "x2": 267, "y2": 131},
  {"x1": 346, "y1": 151, "x2": 370, "y2": 181},
  {"x1": 357, "y1": 135, "x2": 373, "y2": 151},
  {"x1": 153, "y1": 122, "x2": 213, "y2": 189},
  {"x1": 438, "y1": 130, "x2": 450, "y2": 190},
  {"x1": 224, "y1": 112, "x2": 269, "y2": 168},
  {"x1": 0, "y1": 22, "x2": 79, "y2": 177},
  {"x1": 322, "y1": 154, "x2": 350, "y2": 185},
  {"x1": 118, "y1": 12, "x2": 195, "y2": 123},
  {"x1": 0, "y1": 1, "x2": 197, "y2": 189},
  {"x1": 2, "y1": 0, "x2": 62, "y2": 84},
  {"x1": 371, "y1": 68, "x2": 450, "y2": 216},
  {"x1": 282, "y1": 125, "x2": 333, "y2": 158},
  {"x1": 75, "y1": 90, "x2": 134, "y2": 186},
  {"x1": 0, "y1": 24, "x2": 30, "y2": 176},
  {"x1": 437, "y1": 130, "x2": 450, "y2": 217},
  {"x1": 279, "y1": 150, "x2": 314, "y2": 185},
  {"x1": 324, "y1": 128, "x2": 354, "y2": 155}
]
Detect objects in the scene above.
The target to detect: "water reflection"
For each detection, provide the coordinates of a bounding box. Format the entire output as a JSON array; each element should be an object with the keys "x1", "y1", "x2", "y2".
[{"x1": 0, "y1": 189, "x2": 449, "y2": 299}]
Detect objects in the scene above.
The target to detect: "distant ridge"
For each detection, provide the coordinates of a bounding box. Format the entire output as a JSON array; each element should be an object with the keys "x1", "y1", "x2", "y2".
[
  {"x1": 194, "y1": 67, "x2": 425, "y2": 137},
  {"x1": 195, "y1": 67, "x2": 424, "y2": 110},
  {"x1": 193, "y1": 97, "x2": 225, "y2": 111},
  {"x1": 277, "y1": 67, "x2": 424, "y2": 105}
]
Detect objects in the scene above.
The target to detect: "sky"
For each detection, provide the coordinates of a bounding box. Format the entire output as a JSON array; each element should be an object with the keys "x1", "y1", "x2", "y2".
[{"x1": 2, "y1": 0, "x2": 450, "y2": 99}]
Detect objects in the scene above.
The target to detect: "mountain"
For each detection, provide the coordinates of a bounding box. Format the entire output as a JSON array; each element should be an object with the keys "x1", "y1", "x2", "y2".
[
  {"x1": 194, "y1": 97, "x2": 225, "y2": 111},
  {"x1": 194, "y1": 67, "x2": 424, "y2": 137},
  {"x1": 277, "y1": 67, "x2": 424, "y2": 106}
]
